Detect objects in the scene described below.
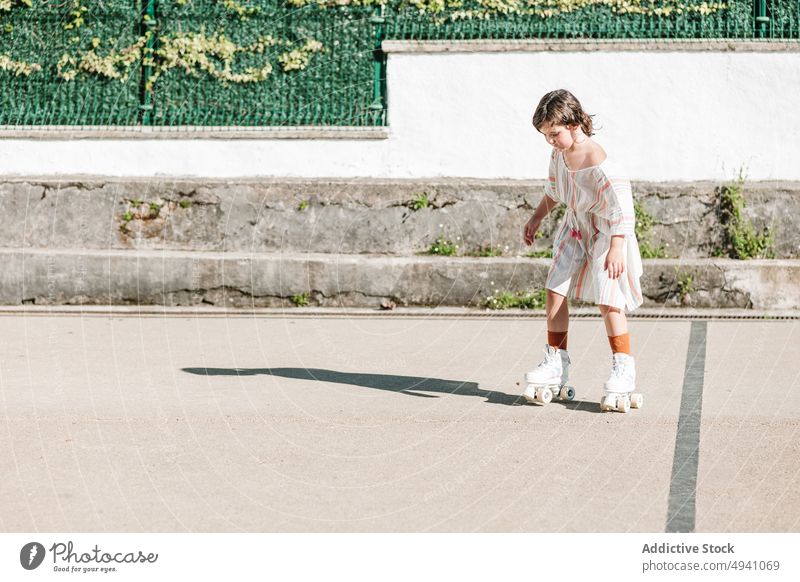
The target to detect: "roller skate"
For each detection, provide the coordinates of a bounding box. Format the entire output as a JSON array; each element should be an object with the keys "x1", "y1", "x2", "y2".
[
  {"x1": 599, "y1": 352, "x2": 643, "y2": 413},
  {"x1": 522, "y1": 345, "x2": 575, "y2": 405}
]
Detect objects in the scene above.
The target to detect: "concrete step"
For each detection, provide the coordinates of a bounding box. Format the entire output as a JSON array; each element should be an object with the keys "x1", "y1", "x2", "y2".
[
  {"x1": 2, "y1": 177, "x2": 796, "y2": 258},
  {"x1": 1, "y1": 249, "x2": 797, "y2": 310}
]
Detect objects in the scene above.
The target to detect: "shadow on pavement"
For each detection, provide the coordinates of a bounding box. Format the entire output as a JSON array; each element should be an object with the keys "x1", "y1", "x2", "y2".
[
  {"x1": 551, "y1": 399, "x2": 602, "y2": 414},
  {"x1": 182, "y1": 367, "x2": 526, "y2": 406}
]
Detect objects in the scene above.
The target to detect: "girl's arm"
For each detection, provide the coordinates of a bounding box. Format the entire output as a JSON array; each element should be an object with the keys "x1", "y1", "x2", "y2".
[
  {"x1": 525, "y1": 149, "x2": 560, "y2": 245},
  {"x1": 523, "y1": 195, "x2": 560, "y2": 246},
  {"x1": 536, "y1": 193, "x2": 561, "y2": 219},
  {"x1": 605, "y1": 235, "x2": 626, "y2": 279},
  {"x1": 593, "y1": 171, "x2": 635, "y2": 278}
]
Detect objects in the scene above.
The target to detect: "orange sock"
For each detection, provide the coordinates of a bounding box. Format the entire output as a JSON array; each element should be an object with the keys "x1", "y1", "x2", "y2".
[
  {"x1": 608, "y1": 333, "x2": 631, "y2": 355},
  {"x1": 547, "y1": 331, "x2": 568, "y2": 351}
]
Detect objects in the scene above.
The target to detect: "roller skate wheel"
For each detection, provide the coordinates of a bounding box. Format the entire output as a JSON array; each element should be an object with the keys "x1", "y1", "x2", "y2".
[
  {"x1": 600, "y1": 395, "x2": 615, "y2": 412},
  {"x1": 536, "y1": 387, "x2": 553, "y2": 405},
  {"x1": 617, "y1": 395, "x2": 631, "y2": 413},
  {"x1": 559, "y1": 385, "x2": 576, "y2": 401},
  {"x1": 631, "y1": 393, "x2": 643, "y2": 409}
]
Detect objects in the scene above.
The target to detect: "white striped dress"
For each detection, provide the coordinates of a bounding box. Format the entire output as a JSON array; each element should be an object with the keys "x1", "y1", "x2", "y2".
[{"x1": 543, "y1": 148, "x2": 644, "y2": 311}]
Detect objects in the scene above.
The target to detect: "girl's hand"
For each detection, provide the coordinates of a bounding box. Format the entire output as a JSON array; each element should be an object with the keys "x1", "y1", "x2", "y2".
[
  {"x1": 523, "y1": 215, "x2": 542, "y2": 246},
  {"x1": 604, "y1": 246, "x2": 625, "y2": 279}
]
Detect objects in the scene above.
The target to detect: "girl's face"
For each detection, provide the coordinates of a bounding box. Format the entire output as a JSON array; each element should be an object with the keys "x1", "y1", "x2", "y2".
[{"x1": 539, "y1": 122, "x2": 579, "y2": 151}]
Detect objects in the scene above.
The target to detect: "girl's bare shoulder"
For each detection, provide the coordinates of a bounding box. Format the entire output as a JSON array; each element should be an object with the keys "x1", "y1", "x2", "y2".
[{"x1": 588, "y1": 141, "x2": 607, "y2": 167}]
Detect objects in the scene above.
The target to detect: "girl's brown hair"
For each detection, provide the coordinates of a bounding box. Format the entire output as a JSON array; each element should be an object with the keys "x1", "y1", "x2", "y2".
[{"x1": 532, "y1": 89, "x2": 595, "y2": 137}]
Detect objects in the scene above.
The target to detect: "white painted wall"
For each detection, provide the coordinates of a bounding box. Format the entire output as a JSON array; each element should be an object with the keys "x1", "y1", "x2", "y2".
[{"x1": 1, "y1": 48, "x2": 797, "y2": 181}]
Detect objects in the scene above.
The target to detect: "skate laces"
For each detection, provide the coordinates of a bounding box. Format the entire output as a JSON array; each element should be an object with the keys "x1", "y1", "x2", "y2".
[
  {"x1": 537, "y1": 348, "x2": 558, "y2": 369},
  {"x1": 610, "y1": 355, "x2": 629, "y2": 378}
]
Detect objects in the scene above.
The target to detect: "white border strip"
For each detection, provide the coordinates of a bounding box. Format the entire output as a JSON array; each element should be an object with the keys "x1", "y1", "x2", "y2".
[
  {"x1": 0, "y1": 126, "x2": 389, "y2": 140},
  {"x1": 2, "y1": 533, "x2": 798, "y2": 581},
  {"x1": 382, "y1": 39, "x2": 800, "y2": 53}
]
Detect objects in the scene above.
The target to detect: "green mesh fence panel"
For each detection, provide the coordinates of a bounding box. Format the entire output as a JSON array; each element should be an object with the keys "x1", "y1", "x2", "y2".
[
  {"x1": 0, "y1": 0, "x2": 142, "y2": 126},
  {"x1": 0, "y1": 1, "x2": 797, "y2": 128},
  {"x1": 151, "y1": 1, "x2": 381, "y2": 126},
  {"x1": 386, "y1": 1, "x2": 754, "y2": 40}
]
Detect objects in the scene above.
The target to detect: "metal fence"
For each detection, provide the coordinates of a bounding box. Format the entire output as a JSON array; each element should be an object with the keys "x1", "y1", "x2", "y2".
[
  {"x1": 0, "y1": 1, "x2": 142, "y2": 126},
  {"x1": 148, "y1": 1, "x2": 382, "y2": 127},
  {"x1": 0, "y1": 1, "x2": 797, "y2": 129},
  {"x1": 387, "y1": 1, "x2": 799, "y2": 40}
]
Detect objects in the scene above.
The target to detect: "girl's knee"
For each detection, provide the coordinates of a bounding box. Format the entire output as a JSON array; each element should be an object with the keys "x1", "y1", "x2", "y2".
[
  {"x1": 546, "y1": 289, "x2": 567, "y2": 306},
  {"x1": 598, "y1": 304, "x2": 621, "y2": 316}
]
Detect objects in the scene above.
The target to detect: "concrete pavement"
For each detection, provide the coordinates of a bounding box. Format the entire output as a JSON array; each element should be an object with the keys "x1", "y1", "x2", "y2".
[{"x1": 1, "y1": 310, "x2": 798, "y2": 532}]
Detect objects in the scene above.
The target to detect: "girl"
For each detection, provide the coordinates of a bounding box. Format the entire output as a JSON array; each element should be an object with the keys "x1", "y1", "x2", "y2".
[{"x1": 522, "y1": 89, "x2": 644, "y2": 413}]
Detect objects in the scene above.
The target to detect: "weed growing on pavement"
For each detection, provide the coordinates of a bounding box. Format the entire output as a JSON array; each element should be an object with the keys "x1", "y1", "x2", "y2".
[{"x1": 297, "y1": 200, "x2": 309, "y2": 211}]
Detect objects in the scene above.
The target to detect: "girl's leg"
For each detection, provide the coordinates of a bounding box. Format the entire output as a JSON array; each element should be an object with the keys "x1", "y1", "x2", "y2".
[
  {"x1": 598, "y1": 304, "x2": 639, "y2": 411},
  {"x1": 598, "y1": 305, "x2": 627, "y2": 336},
  {"x1": 523, "y1": 290, "x2": 573, "y2": 403},
  {"x1": 599, "y1": 304, "x2": 631, "y2": 355},
  {"x1": 546, "y1": 289, "x2": 569, "y2": 349}
]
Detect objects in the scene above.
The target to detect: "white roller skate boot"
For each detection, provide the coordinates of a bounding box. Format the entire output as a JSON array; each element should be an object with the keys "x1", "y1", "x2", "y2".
[
  {"x1": 599, "y1": 352, "x2": 643, "y2": 413},
  {"x1": 522, "y1": 345, "x2": 575, "y2": 405}
]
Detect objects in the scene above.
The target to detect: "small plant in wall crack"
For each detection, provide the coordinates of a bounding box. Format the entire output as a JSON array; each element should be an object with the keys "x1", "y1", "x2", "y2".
[
  {"x1": 408, "y1": 192, "x2": 429, "y2": 211},
  {"x1": 634, "y1": 200, "x2": 668, "y2": 258},
  {"x1": 118, "y1": 198, "x2": 169, "y2": 233},
  {"x1": 713, "y1": 172, "x2": 774, "y2": 260},
  {"x1": 676, "y1": 272, "x2": 695, "y2": 305},
  {"x1": 290, "y1": 292, "x2": 310, "y2": 307},
  {"x1": 425, "y1": 236, "x2": 458, "y2": 256}
]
